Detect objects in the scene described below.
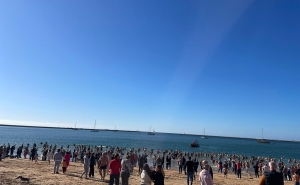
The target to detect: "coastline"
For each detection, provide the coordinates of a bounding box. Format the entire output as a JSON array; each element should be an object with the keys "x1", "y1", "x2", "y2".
[{"x1": 0, "y1": 124, "x2": 299, "y2": 143}]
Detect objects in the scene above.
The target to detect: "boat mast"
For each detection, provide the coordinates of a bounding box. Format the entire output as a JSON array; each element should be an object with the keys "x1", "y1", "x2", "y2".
[
  {"x1": 262, "y1": 128, "x2": 263, "y2": 139},
  {"x1": 94, "y1": 119, "x2": 97, "y2": 130}
]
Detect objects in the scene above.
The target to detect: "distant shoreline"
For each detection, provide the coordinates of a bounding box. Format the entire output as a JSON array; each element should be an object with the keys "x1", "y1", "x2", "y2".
[{"x1": 0, "y1": 124, "x2": 299, "y2": 143}]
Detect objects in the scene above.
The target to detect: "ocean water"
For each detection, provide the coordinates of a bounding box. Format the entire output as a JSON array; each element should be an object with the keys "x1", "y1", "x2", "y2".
[{"x1": 1, "y1": 126, "x2": 300, "y2": 163}]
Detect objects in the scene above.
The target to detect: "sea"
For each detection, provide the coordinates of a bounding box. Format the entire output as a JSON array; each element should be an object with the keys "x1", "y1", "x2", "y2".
[{"x1": 1, "y1": 125, "x2": 300, "y2": 165}]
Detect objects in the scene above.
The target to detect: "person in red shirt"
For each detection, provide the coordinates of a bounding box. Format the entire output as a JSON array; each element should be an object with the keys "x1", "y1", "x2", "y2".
[
  {"x1": 236, "y1": 160, "x2": 242, "y2": 179},
  {"x1": 109, "y1": 153, "x2": 121, "y2": 185}
]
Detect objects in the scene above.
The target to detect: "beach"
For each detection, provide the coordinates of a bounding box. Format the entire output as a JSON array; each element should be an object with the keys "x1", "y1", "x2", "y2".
[{"x1": 0, "y1": 157, "x2": 294, "y2": 185}]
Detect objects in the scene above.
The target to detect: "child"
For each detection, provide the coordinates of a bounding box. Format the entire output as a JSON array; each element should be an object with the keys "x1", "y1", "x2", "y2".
[
  {"x1": 34, "y1": 153, "x2": 38, "y2": 164},
  {"x1": 62, "y1": 159, "x2": 67, "y2": 174}
]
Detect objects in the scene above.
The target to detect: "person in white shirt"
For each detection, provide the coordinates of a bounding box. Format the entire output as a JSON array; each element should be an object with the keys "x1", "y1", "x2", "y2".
[
  {"x1": 141, "y1": 163, "x2": 153, "y2": 185},
  {"x1": 199, "y1": 164, "x2": 213, "y2": 185},
  {"x1": 46, "y1": 150, "x2": 53, "y2": 165}
]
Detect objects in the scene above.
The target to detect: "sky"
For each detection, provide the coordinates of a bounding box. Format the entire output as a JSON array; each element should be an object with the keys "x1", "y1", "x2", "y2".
[{"x1": 0, "y1": 1, "x2": 299, "y2": 140}]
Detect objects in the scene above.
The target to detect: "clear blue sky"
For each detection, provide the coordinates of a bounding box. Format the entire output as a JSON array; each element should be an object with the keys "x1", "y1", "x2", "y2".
[{"x1": 0, "y1": 1, "x2": 299, "y2": 140}]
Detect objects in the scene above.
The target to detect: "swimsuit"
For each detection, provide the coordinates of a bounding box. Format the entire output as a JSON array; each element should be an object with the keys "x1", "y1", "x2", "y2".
[{"x1": 100, "y1": 165, "x2": 107, "y2": 169}]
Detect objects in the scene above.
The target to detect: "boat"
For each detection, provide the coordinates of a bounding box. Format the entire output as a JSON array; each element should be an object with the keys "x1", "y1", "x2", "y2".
[
  {"x1": 91, "y1": 119, "x2": 99, "y2": 132},
  {"x1": 190, "y1": 139, "x2": 199, "y2": 147},
  {"x1": 148, "y1": 126, "x2": 155, "y2": 135},
  {"x1": 201, "y1": 128, "x2": 208, "y2": 139},
  {"x1": 72, "y1": 122, "x2": 78, "y2": 130},
  {"x1": 257, "y1": 128, "x2": 270, "y2": 144},
  {"x1": 112, "y1": 125, "x2": 118, "y2": 132}
]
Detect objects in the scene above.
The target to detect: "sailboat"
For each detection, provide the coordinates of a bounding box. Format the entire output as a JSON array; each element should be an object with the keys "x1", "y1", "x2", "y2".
[
  {"x1": 201, "y1": 128, "x2": 208, "y2": 139},
  {"x1": 257, "y1": 128, "x2": 270, "y2": 144},
  {"x1": 148, "y1": 126, "x2": 155, "y2": 135},
  {"x1": 91, "y1": 119, "x2": 99, "y2": 132},
  {"x1": 72, "y1": 122, "x2": 78, "y2": 130},
  {"x1": 112, "y1": 125, "x2": 118, "y2": 132}
]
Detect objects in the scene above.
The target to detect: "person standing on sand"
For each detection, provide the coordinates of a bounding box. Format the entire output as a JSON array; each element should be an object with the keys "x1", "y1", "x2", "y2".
[
  {"x1": 201, "y1": 160, "x2": 213, "y2": 180},
  {"x1": 47, "y1": 150, "x2": 53, "y2": 165},
  {"x1": 199, "y1": 164, "x2": 213, "y2": 185},
  {"x1": 166, "y1": 155, "x2": 171, "y2": 170},
  {"x1": 121, "y1": 155, "x2": 131, "y2": 185},
  {"x1": 193, "y1": 158, "x2": 199, "y2": 180},
  {"x1": 53, "y1": 149, "x2": 63, "y2": 174},
  {"x1": 236, "y1": 160, "x2": 242, "y2": 179},
  {"x1": 258, "y1": 161, "x2": 283, "y2": 185},
  {"x1": 141, "y1": 163, "x2": 153, "y2": 185},
  {"x1": 293, "y1": 169, "x2": 300, "y2": 185},
  {"x1": 64, "y1": 151, "x2": 71, "y2": 169},
  {"x1": 178, "y1": 156, "x2": 183, "y2": 174},
  {"x1": 152, "y1": 165, "x2": 164, "y2": 185},
  {"x1": 98, "y1": 152, "x2": 109, "y2": 181},
  {"x1": 0, "y1": 145, "x2": 3, "y2": 161},
  {"x1": 80, "y1": 153, "x2": 90, "y2": 179},
  {"x1": 253, "y1": 162, "x2": 259, "y2": 178},
  {"x1": 185, "y1": 156, "x2": 195, "y2": 185},
  {"x1": 109, "y1": 153, "x2": 121, "y2": 185},
  {"x1": 89, "y1": 153, "x2": 96, "y2": 178}
]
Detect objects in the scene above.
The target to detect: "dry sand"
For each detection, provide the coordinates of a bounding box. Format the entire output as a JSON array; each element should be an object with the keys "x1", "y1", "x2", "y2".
[{"x1": 0, "y1": 158, "x2": 294, "y2": 185}]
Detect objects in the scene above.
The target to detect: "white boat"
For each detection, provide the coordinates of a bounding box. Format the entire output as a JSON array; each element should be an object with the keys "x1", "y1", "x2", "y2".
[
  {"x1": 91, "y1": 119, "x2": 99, "y2": 132},
  {"x1": 148, "y1": 126, "x2": 155, "y2": 135},
  {"x1": 72, "y1": 122, "x2": 78, "y2": 130},
  {"x1": 112, "y1": 125, "x2": 118, "y2": 132},
  {"x1": 257, "y1": 128, "x2": 270, "y2": 144},
  {"x1": 201, "y1": 128, "x2": 208, "y2": 139}
]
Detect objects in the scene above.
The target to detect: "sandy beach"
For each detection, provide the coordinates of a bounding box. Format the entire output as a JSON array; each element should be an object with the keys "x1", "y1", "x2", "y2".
[{"x1": 0, "y1": 157, "x2": 294, "y2": 185}]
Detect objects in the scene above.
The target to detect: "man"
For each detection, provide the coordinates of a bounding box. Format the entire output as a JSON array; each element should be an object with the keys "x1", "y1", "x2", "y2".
[
  {"x1": 182, "y1": 156, "x2": 187, "y2": 175},
  {"x1": 138, "y1": 154, "x2": 145, "y2": 173},
  {"x1": 53, "y1": 149, "x2": 63, "y2": 174},
  {"x1": 199, "y1": 163, "x2": 213, "y2": 185},
  {"x1": 258, "y1": 161, "x2": 284, "y2": 185},
  {"x1": 253, "y1": 162, "x2": 259, "y2": 178},
  {"x1": 236, "y1": 160, "x2": 242, "y2": 179},
  {"x1": 185, "y1": 156, "x2": 194, "y2": 185},
  {"x1": 178, "y1": 156, "x2": 183, "y2": 174},
  {"x1": 109, "y1": 153, "x2": 121, "y2": 185},
  {"x1": 166, "y1": 155, "x2": 171, "y2": 170},
  {"x1": 98, "y1": 152, "x2": 109, "y2": 180}
]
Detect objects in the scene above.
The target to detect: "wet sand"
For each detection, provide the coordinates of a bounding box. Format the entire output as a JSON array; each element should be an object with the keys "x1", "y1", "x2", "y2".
[{"x1": 0, "y1": 158, "x2": 294, "y2": 185}]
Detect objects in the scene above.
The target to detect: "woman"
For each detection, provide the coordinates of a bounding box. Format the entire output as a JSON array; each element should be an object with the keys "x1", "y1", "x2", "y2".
[
  {"x1": 64, "y1": 151, "x2": 71, "y2": 169},
  {"x1": 141, "y1": 163, "x2": 153, "y2": 185}
]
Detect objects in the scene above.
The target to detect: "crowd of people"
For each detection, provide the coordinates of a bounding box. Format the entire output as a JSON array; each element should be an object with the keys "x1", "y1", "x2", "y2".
[{"x1": 1, "y1": 142, "x2": 300, "y2": 185}]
